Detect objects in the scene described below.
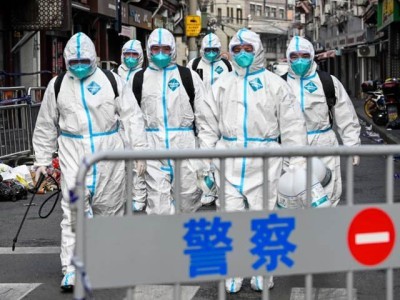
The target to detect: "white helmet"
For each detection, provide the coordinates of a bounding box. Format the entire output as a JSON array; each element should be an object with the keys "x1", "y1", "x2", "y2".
[
  {"x1": 277, "y1": 165, "x2": 331, "y2": 209},
  {"x1": 310, "y1": 157, "x2": 332, "y2": 187}
]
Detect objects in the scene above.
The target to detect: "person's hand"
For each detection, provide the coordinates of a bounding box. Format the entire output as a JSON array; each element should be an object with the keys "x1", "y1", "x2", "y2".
[
  {"x1": 35, "y1": 166, "x2": 48, "y2": 183},
  {"x1": 352, "y1": 155, "x2": 360, "y2": 166},
  {"x1": 135, "y1": 160, "x2": 146, "y2": 176}
]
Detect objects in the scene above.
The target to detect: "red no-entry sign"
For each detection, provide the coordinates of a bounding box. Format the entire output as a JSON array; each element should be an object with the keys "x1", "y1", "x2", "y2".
[{"x1": 348, "y1": 208, "x2": 395, "y2": 266}]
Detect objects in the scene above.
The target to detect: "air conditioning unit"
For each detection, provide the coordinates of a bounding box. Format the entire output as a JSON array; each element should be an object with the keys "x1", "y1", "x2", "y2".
[
  {"x1": 357, "y1": 45, "x2": 376, "y2": 57},
  {"x1": 324, "y1": 4, "x2": 331, "y2": 14}
]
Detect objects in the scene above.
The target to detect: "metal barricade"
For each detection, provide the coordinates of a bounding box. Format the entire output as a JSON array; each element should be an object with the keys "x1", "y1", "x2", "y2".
[
  {"x1": 0, "y1": 86, "x2": 32, "y2": 162},
  {"x1": 72, "y1": 145, "x2": 400, "y2": 300},
  {"x1": 27, "y1": 86, "x2": 46, "y2": 154}
]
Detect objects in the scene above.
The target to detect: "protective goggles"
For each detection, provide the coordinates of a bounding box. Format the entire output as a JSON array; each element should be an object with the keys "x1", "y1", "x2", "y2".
[
  {"x1": 231, "y1": 44, "x2": 254, "y2": 54},
  {"x1": 123, "y1": 51, "x2": 139, "y2": 58},
  {"x1": 67, "y1": 58, "x2": 91, "y2": 67},
  {"x1": 204, "y1": 47, "x2": 220, "y2": 53},
  {"x1": 150, "y1": 45, "x2": 172, "y2": 55},
  {"x1": 289, "y1": 51, "x2": 311, "y2": 61}
]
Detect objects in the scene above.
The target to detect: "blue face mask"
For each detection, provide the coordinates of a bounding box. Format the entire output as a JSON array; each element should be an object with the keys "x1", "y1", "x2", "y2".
[
  {"x1": 234, "y1": 51, "x2": 254, "y2": 68},
  {"x1": 291, "y1": 58, "x2": 312, "y2": 77},
  {"x1": 151, "y1": 53, "x2": 171, "y2": 69},
  {"x1": 124, "y1": 57, "x2": 139, "y2": 69},
  {"x1": 204, "y1": 51, "x2": 219, "y2": 62},
  {"x1": 69, "y1": 64, "x2": 92, "y2": 79}
]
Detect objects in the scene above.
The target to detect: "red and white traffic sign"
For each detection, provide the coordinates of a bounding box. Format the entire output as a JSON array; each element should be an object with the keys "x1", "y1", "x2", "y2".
[{"x1": 348, "y1": 208, "x2": 395, "y2": 266}]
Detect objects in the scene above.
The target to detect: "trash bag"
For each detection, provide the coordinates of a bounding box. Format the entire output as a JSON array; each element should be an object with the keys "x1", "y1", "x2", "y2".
[
  {"x1": 387, "y1": 117, "x2": 400, "y2": 129},
  {"x1": 0, "y1": 182, "x2": 15, "y2": 202},
  {"x1": 9, "y1": 180, "x2": 28, "y2": 200},
  {"x1": 372, "y1": 110, "x2": 388, "y2": 126}
]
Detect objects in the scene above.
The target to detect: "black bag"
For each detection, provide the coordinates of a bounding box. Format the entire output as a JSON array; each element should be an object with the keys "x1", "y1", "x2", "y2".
[
  {"x1": 0, "y1": 182, "x2": 15, "y2": 202},
  {"x1": 372, "y1": 110, "x2": 388, "y2": 126}
]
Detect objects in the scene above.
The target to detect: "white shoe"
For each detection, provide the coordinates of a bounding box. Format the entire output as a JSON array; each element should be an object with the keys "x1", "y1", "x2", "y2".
[
  {"x1": 132, "y1": 201, "x2": 146, "y2": 212},
  {"x1": 250, "y1": 275, "x2": 274, "y2": 291},
  {"x1": 61, "y1": 271, "x2": 75, "y2": 291},
  {"x1": 201, "y1": 194, "x2": 216, "y2": 206},
  {"x1": 225, "y1": 277, "x2": 243, "y2": 293}
]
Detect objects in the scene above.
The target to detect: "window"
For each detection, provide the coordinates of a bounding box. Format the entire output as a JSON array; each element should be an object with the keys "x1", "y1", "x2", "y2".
[
  {"x1": 250, "y1": 4, "x2": 256, "y2": 16},
  {"x1": 279, "y1": 8, "x2": 285, "y2": 19},
  {"x1": 271, "y1": 7, "x2": 276, "y2": 18},
  {"x1": 211, "y1": 2, "x2": 214, "y2": 13},
  {"x1": 231, "y1": 7, "x2": 234, "y2": 21},
  {"x1": 237, "y1": 8, "x2": 243, "y2": 23},
  {"x1": 218, "y1": 8, "x2": 222, "y2": 23},
  {"x1": 256, "y1": 5, "x2": 262, "y2": 16},
  {"x1": 265, "y1": 6, "x2": 270, "y2": 17}
]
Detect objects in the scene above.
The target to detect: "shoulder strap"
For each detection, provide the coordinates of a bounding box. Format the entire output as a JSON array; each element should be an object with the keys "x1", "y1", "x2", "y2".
[
  {"x1": 54, "y1": 72, "x2": 66, "y2": 102},
  {"x1": 281, "y1": 73, "x2": 288, "y2": 81},
  {"x1": 317, "y1": 70, "x2": 336, "y2": 126},
  {"x1": 177, "y1": 65, "x2": 195, "y2": 112},
  {"x1": 221, "y1": 57, "x2": 232, "y2": 72},
  {"x1": 132, "y1": 68, "x2": 145, "y2": 107},
  {"x1": 101, "y1": 69, "x2": 119, "y2": 98},
  {"x1": 191, "y1": 57, "x2": 201, "y2": 72}
]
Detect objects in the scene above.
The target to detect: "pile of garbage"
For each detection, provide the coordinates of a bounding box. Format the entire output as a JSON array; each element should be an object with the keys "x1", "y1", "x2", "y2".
[{"x1": 0, "y1": 156, "x2": 61, "y2": 202}]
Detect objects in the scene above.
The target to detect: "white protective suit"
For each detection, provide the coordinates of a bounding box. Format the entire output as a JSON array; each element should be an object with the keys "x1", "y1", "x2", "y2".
[
  {"x1": 117, "y1": 39, "x2": 144, "y2": 82},
  {"x1": 128, "y1": 28, "x2": 205, "y2": 214},
  {"x1": 286, "y1": 36, "x2": 361, "y2": 206},
  {"x1": 117, "y1": 39, "x2": 147, "y2": 211},
  {"x1": 197, "y1": 28, "x2": 308, "y2": 212},
  {"x1": 33, "y1": 32, "x2": 148, "y2": 276},
  {"x1": 187, "y1": 33, "x2": 232, "y2": 88}
]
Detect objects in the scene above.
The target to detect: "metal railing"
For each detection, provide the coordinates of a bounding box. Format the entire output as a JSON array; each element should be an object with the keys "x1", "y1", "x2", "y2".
[{"x1": 72, "y1": 145, "x2": 400, "y2": 300}]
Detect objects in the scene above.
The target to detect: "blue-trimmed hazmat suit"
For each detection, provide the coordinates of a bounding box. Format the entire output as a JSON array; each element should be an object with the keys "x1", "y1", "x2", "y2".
[
  {"x1": 127, "y1": 28, "x2": 205, "y2": 214},
  {"x1": 33, "y1": 32, "x2": 147, "y2": 288},
  {"x1": 286, "y1": 36, "x2": 361, "y2": 206},
  {"x1": 197, "y1": 28, "x2": 308, "y2": 293}
]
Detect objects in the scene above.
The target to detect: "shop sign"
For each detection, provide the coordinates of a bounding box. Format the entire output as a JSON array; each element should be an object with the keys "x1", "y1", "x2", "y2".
[{"x1": 128, "y1": 5, "x2": 152, "y2": 30}]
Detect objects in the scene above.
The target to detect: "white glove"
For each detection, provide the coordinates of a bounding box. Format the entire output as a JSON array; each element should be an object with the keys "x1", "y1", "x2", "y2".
[
  {"x1": 352, "y1": 155, "x2": 360, "y2": 166},
  {"x1": 35, "y1": 166, "x2": 48, "y2": 183},
  {"x1": 135, "y1": 160, "x2": 146, "y2": 176}
]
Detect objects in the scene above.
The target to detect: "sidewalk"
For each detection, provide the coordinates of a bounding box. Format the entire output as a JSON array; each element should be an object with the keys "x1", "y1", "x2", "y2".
[{"x1": 352, "y1": 98, "x2": 400, "y2": 145}]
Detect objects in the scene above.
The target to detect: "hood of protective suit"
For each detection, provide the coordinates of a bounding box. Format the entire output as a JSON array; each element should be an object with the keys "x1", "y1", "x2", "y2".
[
  {"x1": 64, "y1": 32, "x2": 97, "y2": 77},
  {"x1": 147, "y1": 28, "x2": 176, "y2": 70},
  {"x1": 229, "y1": 28, "x2": 264, "y2": 76},
  {"x1": 286, "y1": 36, "x2": 317, "y2": 78},
  {"x1": 121, "y1": 39, "x2": 144, "y2": 70},
  {"x1": 200, "y1": 33, "x2": 221, "y2": 63}
]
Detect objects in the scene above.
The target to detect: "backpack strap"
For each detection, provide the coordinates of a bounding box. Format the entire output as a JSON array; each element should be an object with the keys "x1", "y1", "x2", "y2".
[
  {"x1": 101, "y1": 69, "x2": 119, "y2": 98},
  {"x1": 317, "y1": 70, "x2": 336, "y2": 127},
  {"x1": 54, "y1": 71, "x2": 66, "y2": 102},
  {"x1": 177, "y1": 65, "x2": 195, "y2": 112},
  {"x1": 132, "y1": 68, "x2": 146, "y2": 106},
  {"x1": 221, "y1": 57, "x2": 233, "y2": 72},
  {"x1": 191, "y1": 57, "x2": 201, "y2": 72}
]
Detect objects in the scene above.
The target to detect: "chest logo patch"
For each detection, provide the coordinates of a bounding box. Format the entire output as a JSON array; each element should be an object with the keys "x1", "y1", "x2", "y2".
[
  {"x1": 249, "y1": 78, "x2": 263, "y2": 91},
  {"x1": 87, "y1": 81, "x2": 101, "y2": 95},
  {"x1": 304, "y1": 81, "x2": 318, "y2": 93},
  {"x1": 168, "y1": 78, "x2": 180, "y2": 91},
  {"x1": 215, "y1": 66, "x2": 224, "y2": 74}
]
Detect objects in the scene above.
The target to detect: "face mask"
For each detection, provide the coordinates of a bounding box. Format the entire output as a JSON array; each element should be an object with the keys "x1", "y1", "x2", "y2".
[
  {"x1": 234, "y1": 51, "x2": 254, "y2": 68},
  {"x1": 204, "y1": 51, "x2": 218, "y2": 62},
  {"x1": 124, "y1": 57, "x2": 139, "y2": 69},
  {"x1": 69, "y1": 64, "x2": 92, "y2": 79},
  {"x1": 291, "y1": 58, "x2": 312, "y2": 77},
  {"x1": 151, "y1": 53, "x2": 171, "y2": 69}
]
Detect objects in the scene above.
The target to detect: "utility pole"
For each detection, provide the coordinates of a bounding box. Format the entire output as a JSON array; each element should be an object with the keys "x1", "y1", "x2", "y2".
[{"x1": 188, "y1": 0, "x2": 198, "y2": 60}]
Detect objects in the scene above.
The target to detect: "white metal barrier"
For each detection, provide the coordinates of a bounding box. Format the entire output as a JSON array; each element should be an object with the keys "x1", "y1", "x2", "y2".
[{"x1": 72, "y1": 145, "x2": 400, "y2": 300}]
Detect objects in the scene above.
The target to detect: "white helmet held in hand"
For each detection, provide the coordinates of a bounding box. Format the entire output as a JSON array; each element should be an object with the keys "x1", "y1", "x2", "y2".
[{"x1": 277, "y1": 165, "x2": 331, "y2": 209}]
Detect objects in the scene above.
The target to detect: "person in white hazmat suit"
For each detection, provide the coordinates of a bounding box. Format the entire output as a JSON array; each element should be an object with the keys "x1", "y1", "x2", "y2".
[
  {"x1": 116, "y1": 39, "x2": 147, "y2": 211},
  {"x1": 129, "y1": 28, "x2": 204, "y2": 215},
  {"x1": 33, "y1": 32, "x2": 148, "y2": 290},
  {"x1": 197, "y1": 28, "x2": 308, "y2": 293},
  {"x1": 187, "y1": 33, "x2": 232, "y2": 88},
  {"x1": 187, "y1": 33, "x2": 233, "y2": 206},
  {"x1": 285, "y1": 36, "x2": 361, "y2": 206},
  {"x1": 116, "y1": 39, "x2": 144, "y2": 82}
]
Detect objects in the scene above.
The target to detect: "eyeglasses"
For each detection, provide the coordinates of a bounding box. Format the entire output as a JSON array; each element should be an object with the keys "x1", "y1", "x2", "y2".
[
  {"x1": 204, "y1": 48, "x2": 220, "y2": 53},
  {"x1": 68, "y1": 59, "x2": 91, "y2": 66},
  {"x1": 232, "y1": 44, "x2": 254, "y2": 54},
  {"x1": 123, "y1": 51, "x2": 139, "y2": 58},
  {"x1": 289, "y1": 52, "x2": 311, "y2": 61},
  {"x1": 150, "y1": 45, "x2": 172, "y2": 55}
]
